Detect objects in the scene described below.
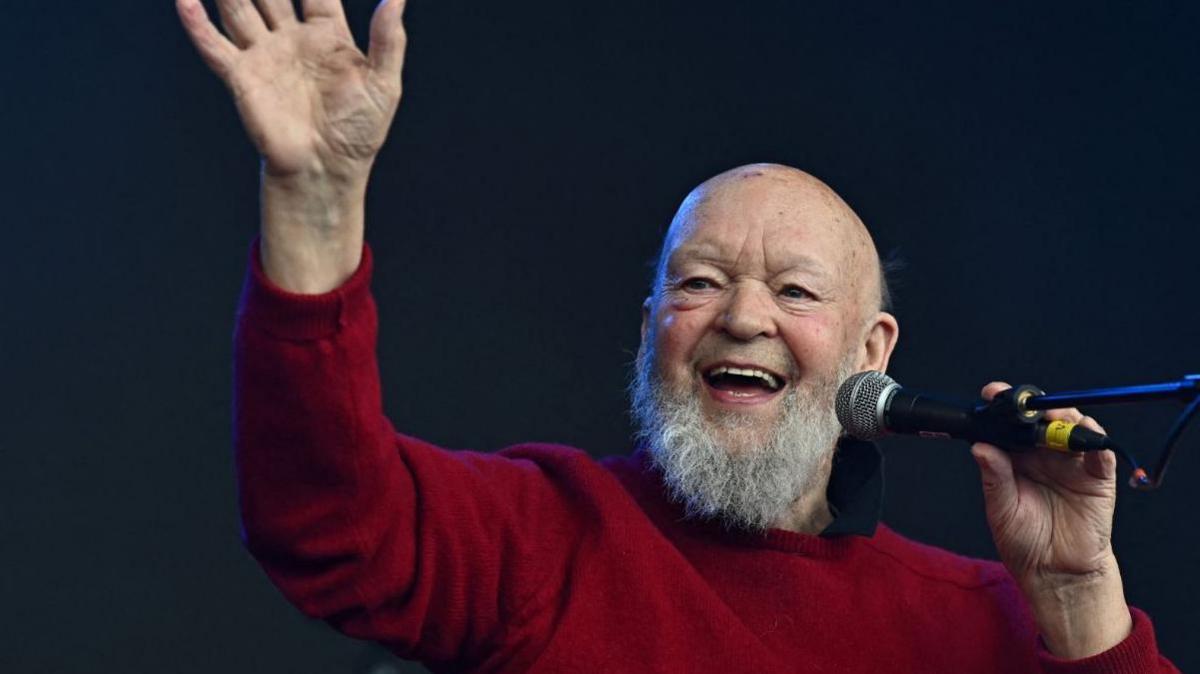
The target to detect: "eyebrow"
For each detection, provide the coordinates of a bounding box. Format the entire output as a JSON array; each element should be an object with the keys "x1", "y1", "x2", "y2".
[{"x1": 668, "y1": 243, "x2": 835, "y2": 281}]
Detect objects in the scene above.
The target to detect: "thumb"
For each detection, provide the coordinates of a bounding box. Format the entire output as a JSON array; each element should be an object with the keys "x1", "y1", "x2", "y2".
[
  {"x1": 971, "y1": 442, "x2": 1018, "y2": 521},
  {"x1": 368, "y1": 0, "x2": 408, "y2": 82}
]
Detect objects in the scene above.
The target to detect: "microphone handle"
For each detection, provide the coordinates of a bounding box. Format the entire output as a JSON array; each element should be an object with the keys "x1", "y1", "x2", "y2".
[
  {"x1": 884, "y1": 390, "x2": 1109, "y2": 452},
  {"x1": 884, "y1": 390, "x2": 981, "y2": 439}
]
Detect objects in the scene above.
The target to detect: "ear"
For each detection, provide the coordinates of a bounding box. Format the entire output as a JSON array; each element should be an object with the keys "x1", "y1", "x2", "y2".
[{"x1": 857, "y1": 311, "x2": 899, "y2": 373}]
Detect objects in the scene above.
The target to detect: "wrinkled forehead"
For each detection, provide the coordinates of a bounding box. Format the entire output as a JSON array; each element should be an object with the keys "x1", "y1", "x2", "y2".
[{"x1": 662, "y1": 174, "x2": 868, "y2": 278}]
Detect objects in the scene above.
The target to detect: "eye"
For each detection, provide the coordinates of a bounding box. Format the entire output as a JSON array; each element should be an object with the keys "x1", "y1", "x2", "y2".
[
  {"x1": 780, "y1": 284, "x2": 812, "y2": 300},
  {"x1": 681, "y1": 277, "x2": 718, "y2": 291}
]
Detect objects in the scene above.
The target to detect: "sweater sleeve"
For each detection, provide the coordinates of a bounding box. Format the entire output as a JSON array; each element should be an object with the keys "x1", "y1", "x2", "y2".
[
  {"x1": 232, "y1": 238, "x2": 583, "y2": 670},
  {"x1": 1036, "y1": 606, "x2": 1179, "y2": 674}
]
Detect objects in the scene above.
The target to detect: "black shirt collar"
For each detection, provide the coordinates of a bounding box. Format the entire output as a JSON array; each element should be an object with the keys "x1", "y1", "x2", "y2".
[{"x1": 819, "y1": 437, "x2": 884, "y2": 537}]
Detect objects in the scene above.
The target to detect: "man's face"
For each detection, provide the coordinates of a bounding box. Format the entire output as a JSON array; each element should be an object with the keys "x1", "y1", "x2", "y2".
[
  {"x1": 631, "y1": 167, "x2": 896, "y2": 530},
  {"x1": 641, "y1": 171, "x2": 875, "y2": 454}
]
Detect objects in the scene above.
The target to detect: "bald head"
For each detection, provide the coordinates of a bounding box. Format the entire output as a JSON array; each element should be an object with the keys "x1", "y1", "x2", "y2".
[{"x1": 654, "y1": 163, "x2": 891, "y2": 319}]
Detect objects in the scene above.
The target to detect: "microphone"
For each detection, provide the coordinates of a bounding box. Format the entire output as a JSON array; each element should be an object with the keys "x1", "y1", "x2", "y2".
[{"x1": 835, "y1": 371, "x2": 1111, "y2": 452}]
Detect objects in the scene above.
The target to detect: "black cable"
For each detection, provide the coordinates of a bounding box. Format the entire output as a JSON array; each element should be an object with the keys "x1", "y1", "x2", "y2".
[
  {"x1": 1130, "y1": 393, "x2": 1200, "y2": 491},
  {"x1": 1102, "y1": 438, "x2": 1148, "y2": 488}
]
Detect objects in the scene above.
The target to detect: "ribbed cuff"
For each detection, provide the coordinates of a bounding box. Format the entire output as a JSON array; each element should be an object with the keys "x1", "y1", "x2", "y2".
[
  {"x1": 1037, "y1": 606, "x2": 1163, "y2": 674},
  {"x1": 235, "y1": 236, "x2": 375, "y2": 341}
]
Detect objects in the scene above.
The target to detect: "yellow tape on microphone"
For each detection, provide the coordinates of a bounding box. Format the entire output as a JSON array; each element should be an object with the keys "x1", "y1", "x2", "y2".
[{"x1": 1043, "y1": 420, "x2": 1075, "y2": 452}]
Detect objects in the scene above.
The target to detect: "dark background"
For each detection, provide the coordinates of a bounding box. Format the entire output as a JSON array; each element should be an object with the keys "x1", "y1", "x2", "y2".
[{"x1": 3, "y1": 0, "x2": 1198, "y2": 671}]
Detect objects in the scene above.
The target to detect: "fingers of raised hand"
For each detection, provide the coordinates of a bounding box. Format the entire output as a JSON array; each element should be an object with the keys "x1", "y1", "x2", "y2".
[
  {"x1": 176, "y1": 0, "x2": 240, "y2": 77},
  {"x1": 215, "y1": 0, "x2": 269, "y2": 48},
  {"x1": 302, "y1": 0, "x2": 350, "y2": 22},
  {"x1": 368, "y1": 0, "x2": 408, "y2": 82},
  {"x1": 255, "y1": 0, "x2": 298, "y2": 30}
]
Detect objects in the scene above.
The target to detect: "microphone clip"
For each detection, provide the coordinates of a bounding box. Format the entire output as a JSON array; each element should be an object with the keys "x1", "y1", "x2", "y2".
[{"x1": 971, "y1": 384, "x2": 1047, "y2": 452}]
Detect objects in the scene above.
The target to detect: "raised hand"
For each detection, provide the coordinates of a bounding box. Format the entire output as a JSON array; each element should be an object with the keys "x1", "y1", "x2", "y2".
[
  {"x1": 971, "y1": 382, "x2": 1132, "y2": 659},
  {"x1": 177, "y1": 0, "x2": 408, "y2": 292},
  {"x1": 176, "y1": 0, "x2": 407, "y2": 183}
]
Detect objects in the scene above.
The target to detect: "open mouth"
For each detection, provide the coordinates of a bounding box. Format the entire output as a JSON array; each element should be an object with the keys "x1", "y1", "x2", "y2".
[{"x1": 702, "y1": 363, "x2": 786, "y2": 403}]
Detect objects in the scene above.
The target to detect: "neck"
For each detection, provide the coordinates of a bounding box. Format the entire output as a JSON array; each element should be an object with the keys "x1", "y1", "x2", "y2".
[{"x1": 768, "y1": 452, "x2": 835, "y2": 535}]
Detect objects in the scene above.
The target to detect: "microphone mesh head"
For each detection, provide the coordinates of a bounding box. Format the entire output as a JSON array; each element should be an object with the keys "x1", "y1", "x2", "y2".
[{"x1": 835, "y1": 371, "x2": 898, "y2": 440}]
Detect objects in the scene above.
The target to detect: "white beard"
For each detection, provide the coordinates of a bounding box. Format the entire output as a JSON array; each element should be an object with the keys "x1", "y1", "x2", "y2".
[{"x1": 630, "y1": 343, "x2": 854, "y2": 532}]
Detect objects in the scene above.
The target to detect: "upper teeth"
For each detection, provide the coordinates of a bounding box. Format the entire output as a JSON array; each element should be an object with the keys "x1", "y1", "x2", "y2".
[{"x1": 708, "y1": 366, "x2": 781, "y2": 390}]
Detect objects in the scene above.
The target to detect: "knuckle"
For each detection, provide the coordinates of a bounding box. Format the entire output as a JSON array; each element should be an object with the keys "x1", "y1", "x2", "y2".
[{"x1": 980, "y1": 381, "x2": 1011, "y2": 399}]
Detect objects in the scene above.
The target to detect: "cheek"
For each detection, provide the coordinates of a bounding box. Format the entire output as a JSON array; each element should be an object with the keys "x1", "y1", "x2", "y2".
[
  {"x1": 654, "y1": 309, "x2": 708, "y2": 369},
  {"x1": 782, "y1": 314, "x2": 850, "y2": 370}
]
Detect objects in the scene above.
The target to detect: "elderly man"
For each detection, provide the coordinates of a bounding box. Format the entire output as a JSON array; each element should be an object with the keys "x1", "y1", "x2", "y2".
[{"x1": 178, "y1": 0, "x2": 1177, "y2": 671}]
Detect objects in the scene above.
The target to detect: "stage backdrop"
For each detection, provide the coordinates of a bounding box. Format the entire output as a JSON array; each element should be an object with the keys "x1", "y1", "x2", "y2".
[{"x1": 3, "y1": 1, "x2": 1198, "y2": 672}]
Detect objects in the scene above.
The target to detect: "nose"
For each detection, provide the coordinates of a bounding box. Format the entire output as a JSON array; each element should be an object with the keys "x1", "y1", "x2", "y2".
[{"x1": 715, "y1": 282, "x2": 778, "y2": 341}]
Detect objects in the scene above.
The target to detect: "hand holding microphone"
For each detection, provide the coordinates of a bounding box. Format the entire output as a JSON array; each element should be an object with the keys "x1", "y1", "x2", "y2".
[
  {"x1": 835, "y1": 370, "x2": 1169, "y2": 489},
  {"x1": 836, "y1": 371, "x2": 1133, "y2": 657}
]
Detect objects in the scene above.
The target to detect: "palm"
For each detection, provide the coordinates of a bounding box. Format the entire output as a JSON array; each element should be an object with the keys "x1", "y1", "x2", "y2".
[
  {"x1": 235, "y1": 21, "x2": 393, "y2": 176},
  {"x1": 987, "y1": 449, "x2": 1116, "y2": 581},
  {"x1": 972, "y1": 381, "x2": 1121, "y2": 588},
  {"x1": 177, "y1": 0, "x2": 406, "y2": 180}
]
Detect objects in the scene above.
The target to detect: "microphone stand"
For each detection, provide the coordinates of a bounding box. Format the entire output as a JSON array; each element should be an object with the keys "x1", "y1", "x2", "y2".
[
  {"x1": 1020, "y1": 375, "x2": 1200, "y2": 491},
  {"x1": 1023, "y1": 375, "x2": 1200, "y2": 410}
]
